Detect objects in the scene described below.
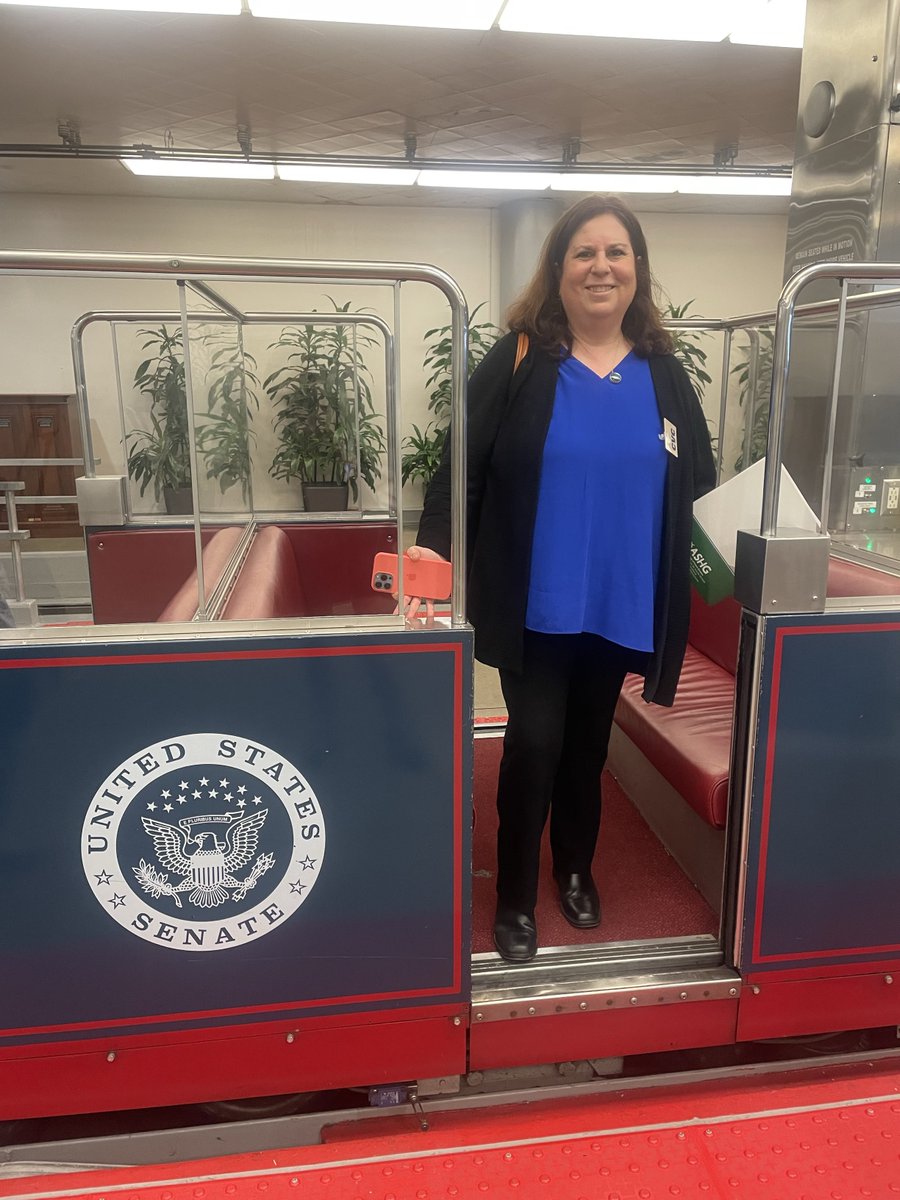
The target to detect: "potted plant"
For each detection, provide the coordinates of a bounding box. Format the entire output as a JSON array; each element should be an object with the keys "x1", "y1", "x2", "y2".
[
  {"x1": 126, "y1": 325, "x2": 192, "y2": 514},
  {"x1": 265, "y1": 302, "x2": 386, "y2": 512},
  {"x1": 196, "y1": 331, "x2": 259, "y2": 504},
  {"x1": 401, "y1": 303, "x2": 501, "y2": 489}
]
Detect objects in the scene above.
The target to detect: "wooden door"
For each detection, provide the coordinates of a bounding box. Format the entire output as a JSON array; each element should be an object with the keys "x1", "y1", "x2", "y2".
[{"x1": 0, "y1": 395, "x2": 82, "y2": 539}]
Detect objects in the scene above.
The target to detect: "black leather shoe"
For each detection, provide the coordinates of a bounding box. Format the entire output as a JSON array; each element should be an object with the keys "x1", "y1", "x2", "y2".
[
  {"x1": 554, "y1": 872, "x2": 601, "y2": 928},
  {"x1": 493, "y1": 907, "x2": 537, "y2": 963}
]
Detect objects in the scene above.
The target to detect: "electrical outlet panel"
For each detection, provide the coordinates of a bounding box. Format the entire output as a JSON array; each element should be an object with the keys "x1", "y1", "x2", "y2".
[
  {"x1": 847, "y1": 465, "x2": 900, "y2": 529},
  {"x1": 883, "y1": 479, "x2": 900, "y2": 513}
]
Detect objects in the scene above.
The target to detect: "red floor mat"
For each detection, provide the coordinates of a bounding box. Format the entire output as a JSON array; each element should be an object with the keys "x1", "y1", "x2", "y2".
[
  {"x1": 472, "y1": 736, "x2": 717, "y2": 953},
  {"x1": 12, "y1": 1058, "x2": 900, "y2": 1200}
]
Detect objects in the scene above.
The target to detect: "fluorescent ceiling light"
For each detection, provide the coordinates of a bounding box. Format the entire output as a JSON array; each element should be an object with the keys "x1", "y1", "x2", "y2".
[
  {"x1": 671, "y1": 174, "x2": 791, "y2": 195},
  {"x1": 277, "y1": 165, "x2": 419, "y2": 185},
  {"x1": 250, "y1": 0, "x2": 500, "y2": 29},
  {"x1": 552, "y1": 172, "x2": 790, "y2": 196},
  {"x1": 730, "y1": 0, "x2": 805, "y2": 47},
  {"x1": 500, "y1": 0, "x2": 740, "y2": 41},
  {"x1": 418, "y1": 170, "x2": 554, "y2": 190},
  {"x1": 0, "y1": 0, "x2": 240, "y2": 10},
  {"x1": 123, "y1": 159, "x2": 276, "y2": 179},
  {"x1": 551, "y1": 174, "x2": 678, "y2": 194}
]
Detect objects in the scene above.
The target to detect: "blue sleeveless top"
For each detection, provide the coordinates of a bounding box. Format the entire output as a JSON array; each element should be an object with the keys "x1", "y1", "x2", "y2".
[{"x1": 524, "y1": 351, "x2": 667, "y2": 651}]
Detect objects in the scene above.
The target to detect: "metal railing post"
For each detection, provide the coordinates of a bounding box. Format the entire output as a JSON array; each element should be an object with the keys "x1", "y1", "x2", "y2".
[{"x1": 0, "y1": 482, "x2": 28, "y2": 603}]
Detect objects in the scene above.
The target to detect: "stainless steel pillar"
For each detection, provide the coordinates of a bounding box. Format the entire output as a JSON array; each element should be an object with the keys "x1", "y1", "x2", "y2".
[
  {"x1": 783, "y1": 0, "x2": 900, "y2": 533},
  {"x1": 497, "y1": 198, "x2": 564, "y2": 318}
]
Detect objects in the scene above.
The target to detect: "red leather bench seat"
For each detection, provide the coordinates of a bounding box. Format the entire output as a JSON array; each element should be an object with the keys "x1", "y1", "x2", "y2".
[
  {"x1": 614, "y1": 555, "x2": 900, "y2": 834},
  {"x1": 222, "y1": 526, "x2": 307, "y2": 619},
  {"x1": 157, "y1": 526, "x2": 244, "y2": 622},
  {"x1": 87, "y1": 528, "x2": 217, "y2": 624},
  {"x1": 827, "y1": 557, "x2": 900, "y2": 598},
  {"x1": 616, "y1": 646, "x2": 735, "y2": 829}
]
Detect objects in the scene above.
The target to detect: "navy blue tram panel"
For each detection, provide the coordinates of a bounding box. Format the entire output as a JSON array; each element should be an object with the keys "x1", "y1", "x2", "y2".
[
  {"x1": 0, "y1": 631, "x2": 472, "y2": 1045},
  {"x1": 739, "y1": 611, "x2": 900, "y2": 974}
]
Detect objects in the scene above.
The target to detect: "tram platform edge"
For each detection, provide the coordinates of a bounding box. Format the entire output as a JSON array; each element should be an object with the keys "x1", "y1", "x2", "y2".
[{"x1": 3, "y1": 1051, "x2": 900, "y2": 1199}]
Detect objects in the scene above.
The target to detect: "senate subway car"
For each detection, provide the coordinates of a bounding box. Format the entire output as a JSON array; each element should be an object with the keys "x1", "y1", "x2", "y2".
[{"x1": 2, "y1": 250, "x2": 900, "y2": 1155}]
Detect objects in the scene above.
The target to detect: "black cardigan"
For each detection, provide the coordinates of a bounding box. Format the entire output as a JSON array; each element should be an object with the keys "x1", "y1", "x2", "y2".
[{"x1": 418, "y1": 331, "x2": 717, "y2": 706}]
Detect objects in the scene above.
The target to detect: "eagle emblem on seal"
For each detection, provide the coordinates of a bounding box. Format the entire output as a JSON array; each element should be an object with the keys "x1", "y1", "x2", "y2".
[{"x1": 134, "y1": 809, "x2": 274, "y2": 909}]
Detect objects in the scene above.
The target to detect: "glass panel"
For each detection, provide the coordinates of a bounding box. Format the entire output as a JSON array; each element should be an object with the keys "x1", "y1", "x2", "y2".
[
  {"x1": 725, "y1": 324, "x2": 775, "y2": 482},
  {"x1": 182, "y1": 284, "x2": 255, "y2": 525},
  {"x1": 825, "y1": 291, "x2": 900, "y2": 570},
  {"x1": 0, "y1": 270, "x2": 411, "y2": 636}
]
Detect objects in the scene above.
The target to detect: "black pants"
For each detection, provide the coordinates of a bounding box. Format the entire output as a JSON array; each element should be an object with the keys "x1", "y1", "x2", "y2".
[{"x1": 496, "y1": 630, "x2": 641, "y2": 913}]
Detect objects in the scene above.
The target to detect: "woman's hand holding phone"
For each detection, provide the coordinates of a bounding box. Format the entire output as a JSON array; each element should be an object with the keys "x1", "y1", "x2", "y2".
[{"x1": 400, "y1": 545, "x2": 449, "y2": 622}]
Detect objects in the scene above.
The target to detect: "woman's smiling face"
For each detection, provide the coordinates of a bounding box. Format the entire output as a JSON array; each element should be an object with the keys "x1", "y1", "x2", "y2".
[{"x1": 558, "y1": 212, "x2": 638, "y2": 332}]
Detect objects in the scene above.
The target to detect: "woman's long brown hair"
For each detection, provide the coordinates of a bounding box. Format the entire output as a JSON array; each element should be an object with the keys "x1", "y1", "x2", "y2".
[{"x1": 506, "y1": 194, "x2": 673, "y2": 358}]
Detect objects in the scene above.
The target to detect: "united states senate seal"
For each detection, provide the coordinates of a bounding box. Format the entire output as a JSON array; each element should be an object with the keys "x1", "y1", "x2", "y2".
[{"x1": 81, "y1": 733, "x2": 325, "y2": 951}]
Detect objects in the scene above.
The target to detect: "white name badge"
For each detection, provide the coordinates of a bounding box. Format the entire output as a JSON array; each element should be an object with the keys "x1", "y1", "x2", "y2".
[{"x1": 663, "y1": 418, "x2": 678, "y2": 458}]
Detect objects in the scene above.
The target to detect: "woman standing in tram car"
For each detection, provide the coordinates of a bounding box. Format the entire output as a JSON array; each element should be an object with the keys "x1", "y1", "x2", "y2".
[{"x1": 409, "y1": 194, "x2": 716, "y2": 964}]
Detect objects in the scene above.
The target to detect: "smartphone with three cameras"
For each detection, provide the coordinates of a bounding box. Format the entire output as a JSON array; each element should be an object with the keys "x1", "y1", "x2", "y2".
[{"x1": 371, "y1": 552, "x2": 452, "y2": 600}]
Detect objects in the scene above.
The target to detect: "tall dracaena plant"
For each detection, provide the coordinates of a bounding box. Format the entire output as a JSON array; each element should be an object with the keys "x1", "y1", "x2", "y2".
[
  {"x1": 402, "y1": 303, "x2": 501, "y2": 487},
  {"x1": 731, "y1": 326, "x2": 774, "y2": 472},
  {"x1": 265, "y1": 301, "x2": 386, "y2": 501},
  {"x1": 662, "y1": 299, "x2": 717, "y2": 459},
  {"x1": 196, "y1": 330, "x2": 260, "y2": 503},
  {"x1": 662, "y1": 300, "x2": 713, "y2": 402},
  {"x1": 126, "y1": 325, "x2": 191, "y2": 500}
]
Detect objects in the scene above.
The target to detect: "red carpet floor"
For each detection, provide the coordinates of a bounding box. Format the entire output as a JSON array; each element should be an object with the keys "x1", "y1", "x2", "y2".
[{"x1": 471, "y1": 736, "x2": 717, "y2": 954}]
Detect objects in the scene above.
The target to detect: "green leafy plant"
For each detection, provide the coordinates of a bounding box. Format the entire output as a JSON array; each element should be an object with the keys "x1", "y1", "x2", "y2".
[
  {"x1": 126, "y1": 325, "x2": 191, "y2": 503},
  {"x1": 662, "y1": 298, "x2": 720, "y2": 459},
  {"x1": 402, "y1": 303, "x2": 501, "y2": 488},
  {"x1": 196, "y1": 331, "x2": 259, "y2": 502},
  {"x1": 265, "y1": 301, "x2": 386, "y2": 503},
  {"x1": 731, "y1": 327, "x2": 774, "y2": 472},
  {"x1": 663, "y1": 299, "x2": 713, "y2": 401},
  {"x1": 126, "y1": 325, "x2": 259, "y2": 510}
]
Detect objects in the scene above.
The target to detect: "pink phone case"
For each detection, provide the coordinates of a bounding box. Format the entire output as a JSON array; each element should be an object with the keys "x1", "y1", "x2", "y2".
[{"x1": 371, "y1": 552, "x2": 452, "y2": 600}]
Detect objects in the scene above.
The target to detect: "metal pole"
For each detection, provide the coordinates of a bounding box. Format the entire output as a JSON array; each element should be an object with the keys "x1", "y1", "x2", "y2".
[
  {"x1": 70, "y1": 320, "x2": 98, "y2": 479},
  {"x1": 1, "y1": 482, "x2": 28, "y2": 603},
  {"x1": 743, "y1": 328, "x2": 761, "y2": 478},
  {"x1": 186, "y1": 280, "x2": 247, "y2": 324},
  {"x1": 178, "y1": 282, "x2": 207, "y2": 618},
  {"x1": 716, "y1": 328, "x2": 732, "y2": 483},
  {"x1": 819, "y1": 278, "x2": 850, "y2": 534},
  {"x1": 390, "y1": 281, "x2": 403, "y2": 605},
  {"x1": 450, "y1": 303, "x2": 468, "y2": 626}
]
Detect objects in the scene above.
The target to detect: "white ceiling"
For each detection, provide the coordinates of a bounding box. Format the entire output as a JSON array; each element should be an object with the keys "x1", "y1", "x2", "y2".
[{"x1": 0, "y1": 6, "x2": 802, "y2": 212}]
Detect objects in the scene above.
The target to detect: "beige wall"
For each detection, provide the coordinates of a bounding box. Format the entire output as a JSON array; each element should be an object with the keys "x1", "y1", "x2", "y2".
[{"x1": 1, "y1": 194, "x2": 787, "y2": 509}]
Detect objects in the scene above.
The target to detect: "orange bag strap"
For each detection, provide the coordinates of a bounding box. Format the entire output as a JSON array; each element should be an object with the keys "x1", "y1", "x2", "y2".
[{"x1": 513, "y1": 330, "x2": 529, "y2": 373}]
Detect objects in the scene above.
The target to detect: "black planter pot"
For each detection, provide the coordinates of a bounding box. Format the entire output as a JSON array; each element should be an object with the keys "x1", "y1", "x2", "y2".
[
  {"x1": 301, "y1": 482, "x2": 349, "y2": 512},
  {"x1": 163, "y1": 486, "x2": 193, "y2": 515}
]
